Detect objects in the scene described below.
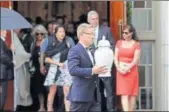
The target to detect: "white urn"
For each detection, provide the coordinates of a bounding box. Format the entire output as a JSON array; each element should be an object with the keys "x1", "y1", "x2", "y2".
[{"x1": 94, "y1": 35, "x2": 114, "y2": 77}]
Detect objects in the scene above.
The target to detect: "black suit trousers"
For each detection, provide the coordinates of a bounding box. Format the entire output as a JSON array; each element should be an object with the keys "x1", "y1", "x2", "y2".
[
  {"x1": 0, "y1": 81, "x2": 8, "y2": 110},
  {"x1": 100, "y1": 77, "x2": 115, "y2": 111}
]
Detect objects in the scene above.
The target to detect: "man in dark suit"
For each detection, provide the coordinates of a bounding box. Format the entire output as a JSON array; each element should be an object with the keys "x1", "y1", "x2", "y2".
[
  {"x1": 0, "y1": 29, "x2": 14, "y2": 110},
  {"x1": 87, "y1": 10, "x2": 115, "y2": 111},
  {"x1": 67, "y1": 23, "x2": 107, "y2": 111},
  {"x1": 19, "y1": 28, "x2": 33, "y2": 53}
]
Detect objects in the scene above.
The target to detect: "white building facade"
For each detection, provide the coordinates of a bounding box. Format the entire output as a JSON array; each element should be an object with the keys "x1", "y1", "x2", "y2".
[
  {"x1": 154, "y1": 1, "x2": 169, "y2": 111},
  {"x1": 5, "y1": 1, "x2": 168, "y2": 111},
  {"x1": 131, "y1": 1, "x2": 169, "y2": 111}
]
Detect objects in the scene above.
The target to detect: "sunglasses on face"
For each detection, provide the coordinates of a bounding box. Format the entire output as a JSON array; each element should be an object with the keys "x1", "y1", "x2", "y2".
[
  {"x1": 36, "y1": 33, "x2": 44, "y2": 36},
  {"x1": 122, "y1": 31, "x2": 129, "y2": 35}
]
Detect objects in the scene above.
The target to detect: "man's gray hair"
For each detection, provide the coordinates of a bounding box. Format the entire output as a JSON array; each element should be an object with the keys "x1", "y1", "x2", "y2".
[
  {"x1": 77, "y1": 23, "x2": 92, "y2": 38},
  {"x1": 87, "y1": 10, "x2": 99, "y2": 22},
  {"x1": 31, "y1": 24, "x2": 48, "y2": 36}
]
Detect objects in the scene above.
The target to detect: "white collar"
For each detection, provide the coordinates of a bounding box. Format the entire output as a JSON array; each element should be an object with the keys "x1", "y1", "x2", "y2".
[
  {"x1": 95, "y1": 25, "x2": 99, "y2": 30},
  {"x1": 22, "y1": 34, "x2": 27, "y2": 40},
  {"x1": 1, "y1": 36, "x2": 5, "y2": 41}
]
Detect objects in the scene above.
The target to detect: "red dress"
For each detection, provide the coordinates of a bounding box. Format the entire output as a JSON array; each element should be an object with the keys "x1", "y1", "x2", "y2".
[{"x1": 116, "y1": 40, "x2": 140, "y2": 96}]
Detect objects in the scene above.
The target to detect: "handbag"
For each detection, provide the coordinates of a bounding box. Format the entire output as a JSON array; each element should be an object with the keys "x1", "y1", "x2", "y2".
[{"x1": 119, "y1": 61, "x2": 130, "y2": 72}]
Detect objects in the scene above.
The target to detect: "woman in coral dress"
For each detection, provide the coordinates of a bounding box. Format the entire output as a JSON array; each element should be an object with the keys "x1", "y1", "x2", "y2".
[{"x1": 114, "y1": 24, "x2": 141, "y2": 111}]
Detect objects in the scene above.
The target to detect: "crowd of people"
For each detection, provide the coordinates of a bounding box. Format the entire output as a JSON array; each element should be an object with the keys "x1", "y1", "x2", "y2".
[{"x1": 0, "y1": 10, "x2": 141, "y2": 112}]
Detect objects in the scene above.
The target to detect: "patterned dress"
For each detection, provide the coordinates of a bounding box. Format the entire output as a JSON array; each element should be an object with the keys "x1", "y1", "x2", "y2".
[
  {"x1": 59, "y1": 60, "x2": 72, "y2": 86},
  {"x1": 44, "y1": 52, "x2": 72, "y2": 86},
  {"x1": 43, "y1": 53, "x2": 61, "y2": 86}
]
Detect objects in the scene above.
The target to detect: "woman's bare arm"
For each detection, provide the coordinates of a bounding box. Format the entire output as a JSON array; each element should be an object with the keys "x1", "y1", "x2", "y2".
[
  {"x1": 128, "y1": 49, "x2": 141, "y2": 69},
  {"x1": 114, "y1": 47, "x2": 120, "y2": 69},
  {"x1": 45, "y1": 57, "x2": 58, "y2": 65}
]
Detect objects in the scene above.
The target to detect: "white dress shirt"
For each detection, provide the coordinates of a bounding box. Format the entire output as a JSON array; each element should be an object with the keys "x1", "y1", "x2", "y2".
[
  {"x1": 1, "y1": 36, "x2": 5, "y2": 41},
  {"x1": 21, "y1": 34, "x2": 27, "y2": 41},
  {"x1": 94, "y1": 26, "x2": 99, "y2": 47},
  {"x1": 80, "y1": 42, "x2": 94, "y2": 65}
]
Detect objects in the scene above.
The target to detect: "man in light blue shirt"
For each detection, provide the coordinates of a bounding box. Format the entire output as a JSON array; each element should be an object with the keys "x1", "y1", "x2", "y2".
[
  {"x1": 40, "y1": 37, "x2": 49, "y2": 53},
  {"x1": 94, "y1": 25, "x2": 99, "y2": 47},
  {"x1": 40, "y1": 36, "x2": 49, "y2": 74}
]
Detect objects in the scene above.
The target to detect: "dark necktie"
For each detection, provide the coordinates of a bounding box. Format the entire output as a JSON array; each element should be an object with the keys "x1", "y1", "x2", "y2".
[
  {"x1": 85, "y1": 47, "x2": 91, "y2": 51},
  {"x1": 85, "y1": 47, "x2": 95, "y2": 65}
]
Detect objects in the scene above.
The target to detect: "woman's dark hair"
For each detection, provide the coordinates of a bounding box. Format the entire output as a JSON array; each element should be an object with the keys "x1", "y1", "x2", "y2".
[
  {"x1": 35, "y1": 16, "x2": 43, "y2": 25},
  {"x1": 56, "y1": 16, "x2": 65, "y2": 25},
  {"x1": 123, "y1": 24, "x2": 139, "y2": 41},
  {"x1": 55, "y1": 25, "x2": 65, "y2": 33},
  {"x1": 46, "y1": 21, "x2": 53, "y2": 29}
]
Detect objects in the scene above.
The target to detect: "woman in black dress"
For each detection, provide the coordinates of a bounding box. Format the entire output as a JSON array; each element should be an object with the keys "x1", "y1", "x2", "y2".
[{"x1": 30, "y1": 24, "x2": 48, "y2": 111}]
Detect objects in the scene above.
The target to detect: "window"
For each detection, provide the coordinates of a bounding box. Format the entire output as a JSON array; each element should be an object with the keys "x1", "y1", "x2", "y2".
[
  {"x1": 129, "y1": 1, "x2": 153, "y2": 31},
  {"x1": 136, "y1": 41, "x2": 154, "y2": 110},
  {"x1": 134, "y1": 1, "x2": 145, "y2": 8},
  {"x1": 132, "y1": 1, "x2": 152, "y2": 8}
]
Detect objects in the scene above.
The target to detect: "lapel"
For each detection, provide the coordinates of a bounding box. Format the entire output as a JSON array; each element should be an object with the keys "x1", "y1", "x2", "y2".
[
  {"x1": 22, "y1": 34, "x2": 28, "y2": 43},
  {"x1": 90, "y1": 50, "x2": 95, "y2": 65},
  {"x1": 1, "y1": 38, "x2": 8, "y2": 51},
  {"x1": 78, "y1": 43, "x2": 93, "y2": 66},
  {"x1": 0, "y1": 38, "x2": 12, "y2": 58},
  {"x1": 97, "y1": 26, "x2": 102, "y2": 43}
]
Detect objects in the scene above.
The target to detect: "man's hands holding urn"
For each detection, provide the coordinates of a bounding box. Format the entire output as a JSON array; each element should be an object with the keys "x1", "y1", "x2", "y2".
[{"x1": 92, "y1": 65, "x2": 108, "y2": 75}]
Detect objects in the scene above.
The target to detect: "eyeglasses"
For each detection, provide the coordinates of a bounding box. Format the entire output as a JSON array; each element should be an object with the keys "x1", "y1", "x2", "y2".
[
  {"x1": 122, "y1": 32, "x2": 129, "y2": 35},
  {"x1": 83, "y1": 32, "x2": 94, "y2": 36},
  {"x1": 36, "y1": 33, "x2": 44, "y2": 36}
]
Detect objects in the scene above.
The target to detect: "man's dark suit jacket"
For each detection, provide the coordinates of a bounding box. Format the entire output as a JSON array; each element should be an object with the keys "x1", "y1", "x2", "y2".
[
  {"x1": 96, "y1": 25, "x2": 115, "y2": 49},
  {"x1": 20, "y1": 34, "x2": 33, "y2": 53},
  {"x1": 67, "y1": 43, "x2": 100, "y2": 102},
  {"x1": 0, "y1": 38, "x2": 14, "y2": 82},
  {"x1": 95, "y1": 25, "x2": 115, "y2": 111}
]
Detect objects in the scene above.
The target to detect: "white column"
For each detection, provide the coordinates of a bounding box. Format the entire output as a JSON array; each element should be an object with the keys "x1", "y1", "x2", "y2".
[
  {"x1": 161, "y1": 1, "x2": 169, "y2": 110},
  {"x1": 154, "y1": 1, "x2": 169, "y2": 111}
]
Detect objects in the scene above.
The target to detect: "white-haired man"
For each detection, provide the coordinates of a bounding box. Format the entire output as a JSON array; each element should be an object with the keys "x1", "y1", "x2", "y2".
[{"x1": 87, "y1": 10, "x2": 115, "y2": 111}]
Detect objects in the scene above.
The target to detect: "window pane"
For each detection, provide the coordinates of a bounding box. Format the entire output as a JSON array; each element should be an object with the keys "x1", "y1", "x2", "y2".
[
  {"x1": 134, "y1": 1, "x2": 145, "y2": 8},
  {"x1": 148, "y1": 10, "x2": 152, "y2": 30},
  {"x1": 141, "y1": 88, "x2": 153, "y2": 109},
  {"x1": 141, "y1": 89, "x2": 146, "y2": 109},
  {"x1": 146, "y1": 0, "x2": 152, "y2": 8},
  {"x1": 139, "y1": 66, "x2": 145, "y2": 87},
  {"x1": 139, "y1": 41, "x2": 152, "y2": 64},
  {"x1": 146, "y1": 88, "x2": 153, "y2": 109},
  {"x1": 131, "y1": 9, "x2": 152, "y2": 31},
  {"x1": 146, "y1": 66, "x2": 152, "y2": 87}
]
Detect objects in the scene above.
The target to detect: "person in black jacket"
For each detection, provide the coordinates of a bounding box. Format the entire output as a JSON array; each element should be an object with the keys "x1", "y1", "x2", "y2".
[
  {"x1": 0, "y1": 29, "x2": 14, "y2": 110},
  {"x1": 19, "y1": 28, "x2": 33, "y2": 53}
]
